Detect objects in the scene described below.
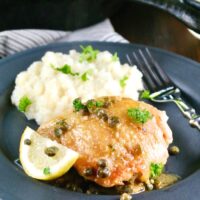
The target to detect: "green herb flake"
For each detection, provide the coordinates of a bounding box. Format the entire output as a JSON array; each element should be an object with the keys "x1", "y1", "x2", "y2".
[
  {"x1": 79, "y1": 45, "x2": 99, "y2": 63},
  {"x1": 86, "y1": 100, "x2": 96, "y2": 108},
  {"x1": 73, "y1": 98, "x2": 86, "y2": 112},
  {"x1": 150, "y1": 163, "x2": 164, "y2": 178},
  {"x1": 112, "y1": 52, "x2": 119, "y2": 62},
  {"x1": 127, "y1": 107, "x2": 152, "y2": 124},
  {"x1": 120, "y1": 76, "x2": 129, "y2": 88},
  {"x1": 140, "y1": 90, "x2": 151, "y2": 99},
  {"x1": 81, "y1": 72, "x2": 88, "y2": 81},
  {"x1": 86, "y1": 100, "x2": 104, "y2": 109},
  {"x1": 43, "y1": 167, "x2": 51, "y2": 175},
  {"x1": 96, "y1": 101, "x2": 104, "y2": 107},
  {"x1": 18, "y1": 96, "x2": 32, "y2": 112},
  {"x1": 54, "y1": 64, "x2": 79, "y2": 76},
  {"x1": 81, "y1": 69, "x2": 93, "y2": 82}
]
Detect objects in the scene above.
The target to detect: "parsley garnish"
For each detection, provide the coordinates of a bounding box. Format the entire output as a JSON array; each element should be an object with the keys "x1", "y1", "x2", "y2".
[
  {"x1": 43, "y1": 167, "x2": 51, "y2": 175},
  {"x1": 73, "y1": 98, "x2": 104, "y2": 112},
  {"x1": 81, "y1": 69, "x2": 93, "y2": 81},
  {"x1": 140, "y1": 90, "x2": 151, "y2": 99},
  {"x1": 79, "y1": 45, "x2": 99, "y2": 62},
  {"x1": 18, "y1": 96, "x2": 32, "y2": 112},
  {"x1": 73, "y1": 98, "x2": 86, "y2": 112},
  {"x1": 53, "y1": 64, "x2": 79, "y2": 76},
  {"x1": 120, "y1": 76, "x2": 129, "y2": 88},
  {"x1": 86, "y1": 100, "x2": 104, "y2": 108},
  {"x1": 96, "y1": 101, "x2": 104, "y2": 107},
  {"x1": 81, "y1": 72, "x2": 88, "y2": 81},
  {"x1": 127, "y1": 107, "x2": 152, "y2": 124},
  {"x1": 112, "y1": 52, "x2": 119, "y2": 61},
  {"x1": 150, "y1": 163, "x2": 164, "y2": 178}
]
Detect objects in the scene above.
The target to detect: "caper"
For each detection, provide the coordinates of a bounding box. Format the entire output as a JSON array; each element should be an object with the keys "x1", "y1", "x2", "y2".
[
  {"x1": 150, "y1": 178, "x2": 155, "y2": 184},
  {"x1": 44, "y1": 146, "x2": 59, "y2": 157},
  {"x1": 56, "y1": 120, "x2": 69, "y2": 131},
  {"x1": 97, "y1": 167, "x2": 110, "y2": 178},
  {"x1": 169, "y1": 146, "x2": 180, "y2": 155},
  {"x1": 54, "y1": 128, "x2": 63, "y2": 137},
  {"x1": 146, "y1": 182, "x2": 154, "y2": 191},
  {"x1": 24, "y1": 139, "x2": 31, "y2": 145},
  {"x1": 108, "y1": 116, "x2": 120, "y2": 128},
  {"x1": 81, "y1": 107, "x2": 90, "y2": 116},
  {"x1": 97, "y1": 159, "x2": 107, "y2": 168},
  {"x1": 103, "y1": 97, "x2": 109, "y2": 102},
  {"x1": 111, "y1": 99, "x2": 116, "y2": 104},
  {"x1": 103, "y1": 101, "x2": 111, "y2": 108},
  {"x1": 56, "y1": 119, "x2": 66, "y2": 126},
  {"x1": 83, "y1": 168, "x2": 95, "y2": 177},
  {"x1": 154, "y1": 173, "x2": 180, "y2": 189},
  {"x1": 120, "y1": 193, "x2": 132, "y2": 200},
  {"x1": 96, "y1": 109, "x2": 108, "y2": 121}
]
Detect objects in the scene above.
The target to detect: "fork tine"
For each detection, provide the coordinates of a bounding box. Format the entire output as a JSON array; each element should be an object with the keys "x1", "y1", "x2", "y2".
[
  {"x1": 126, "y1": 54, "x2": 133, "y2": 66},
  {"x1": 138, "y1": 49, "x2": 164, "y2": 89},
  {"x1": 126, "y1": 54, "x2": 149, "y2": 89},
  {"x1": 145, "y1": 48, "x2": 171, "y2": 86},
  {"x1": 132, "y1": 52, "x2": 157, "y2": 91}
]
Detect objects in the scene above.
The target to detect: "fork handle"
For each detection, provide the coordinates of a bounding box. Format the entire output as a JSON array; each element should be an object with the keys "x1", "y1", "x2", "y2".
[{"x1": 174, "y1": 98, "x2": 200, "y2": 130}]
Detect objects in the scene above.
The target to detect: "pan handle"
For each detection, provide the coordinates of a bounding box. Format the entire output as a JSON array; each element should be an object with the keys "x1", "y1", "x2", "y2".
[{"x1": 129, "y1": 0, "x2": 200, "y2": 34}]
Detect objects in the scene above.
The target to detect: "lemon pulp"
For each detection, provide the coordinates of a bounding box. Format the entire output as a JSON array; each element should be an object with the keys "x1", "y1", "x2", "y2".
[{"x1": 19, "y1": 127, "x2": 79, "y2": 180}]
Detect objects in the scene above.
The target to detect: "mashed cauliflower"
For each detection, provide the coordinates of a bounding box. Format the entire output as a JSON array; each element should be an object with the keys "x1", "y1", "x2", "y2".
[{"x1": 11, "y1": 48, "x2": 144, "y2": 124}]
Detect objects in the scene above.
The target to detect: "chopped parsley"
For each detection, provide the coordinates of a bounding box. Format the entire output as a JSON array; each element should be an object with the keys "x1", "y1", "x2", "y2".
[
  {"x1": 127, "y1": 107, "x2": 152, "y2": 124},
  {"x1": 81, "y1": 69, "x2": 93, "y2": 81},
  {"x1": 79, "y1": 45, "x2": 99, "y2": 62},
  {"x1": 81, "y1": 72, "x2": 88, "y2": 81},
  {"x1": 73, "y1": 98, "x2": 86, "y2": 112},
  {"x1": 73, "y1": 98, "x2": 104, "y2": 112},
  {"x1": 86, "y1": 100, "x2": 104, "y2": 108},
  {"x1": 140, "y1": 90, "x2": 151, "y2": 99},
  {"x1": 53, "y1": 64, "x2": 79, "y2": 76},
  {"x1": 43, "y1": 167, "x2": 51, "y2": 175},
  {"x1": 150, "y1": 163, "x2": 164, "y2": 178},
  {"x1": 18, "y1": 96, "x2": 32, "y2": 112},
  {"x1": 112, "y1": 52, "x2": 119, "y2": 62},
  {"x1": 120, "y1": 76, "x2": 129, "y2": 88},
  {"x1": 96, "y1": 101, "x2": 104, "y2": 107}
]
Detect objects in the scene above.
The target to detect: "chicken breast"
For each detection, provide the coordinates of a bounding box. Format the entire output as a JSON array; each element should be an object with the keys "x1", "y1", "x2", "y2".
[{"x1": 38, "y1": 97, "x2": 172, "y2": 187}]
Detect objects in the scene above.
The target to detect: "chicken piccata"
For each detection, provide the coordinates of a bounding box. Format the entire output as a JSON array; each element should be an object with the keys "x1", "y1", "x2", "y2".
[{"x1": 38, "y1": 97, "x2": 172, "y2": 187}]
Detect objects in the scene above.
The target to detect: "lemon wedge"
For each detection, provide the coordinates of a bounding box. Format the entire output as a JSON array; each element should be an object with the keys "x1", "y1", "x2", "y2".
[{"x1": 19, "y1": 126, "x2": 79, "y2": 180}]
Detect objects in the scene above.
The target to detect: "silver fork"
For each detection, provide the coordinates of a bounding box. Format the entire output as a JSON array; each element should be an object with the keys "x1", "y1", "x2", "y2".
[{"x1": 126, "y1": 48, "x2": 200, "y2": 131}]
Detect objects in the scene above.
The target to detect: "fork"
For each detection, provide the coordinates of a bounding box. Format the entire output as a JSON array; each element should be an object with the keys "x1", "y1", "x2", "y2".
[{"x1": 126, "y1": 48, "x2": 200, "y2": 131}]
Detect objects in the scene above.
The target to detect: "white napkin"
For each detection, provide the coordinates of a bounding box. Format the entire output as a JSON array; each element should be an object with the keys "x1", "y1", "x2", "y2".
[{"x1": 0, "y1": 19, "x2": 128, "y2": 58}]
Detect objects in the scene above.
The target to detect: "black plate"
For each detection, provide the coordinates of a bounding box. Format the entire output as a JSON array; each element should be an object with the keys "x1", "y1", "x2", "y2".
[{"x1": 0, "y1": 42, "x2": 200, "y2": 200}]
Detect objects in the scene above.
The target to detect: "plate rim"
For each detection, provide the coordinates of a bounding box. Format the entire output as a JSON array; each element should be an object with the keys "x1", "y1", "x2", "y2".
[{"x1": 0, "y1": 41, "x2": 200, "y2": 200}]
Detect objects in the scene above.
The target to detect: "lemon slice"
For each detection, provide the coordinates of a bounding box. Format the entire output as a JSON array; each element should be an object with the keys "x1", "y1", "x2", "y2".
[{"x1": 19, "y1": 126, "x2": 79, "y2": 180}]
